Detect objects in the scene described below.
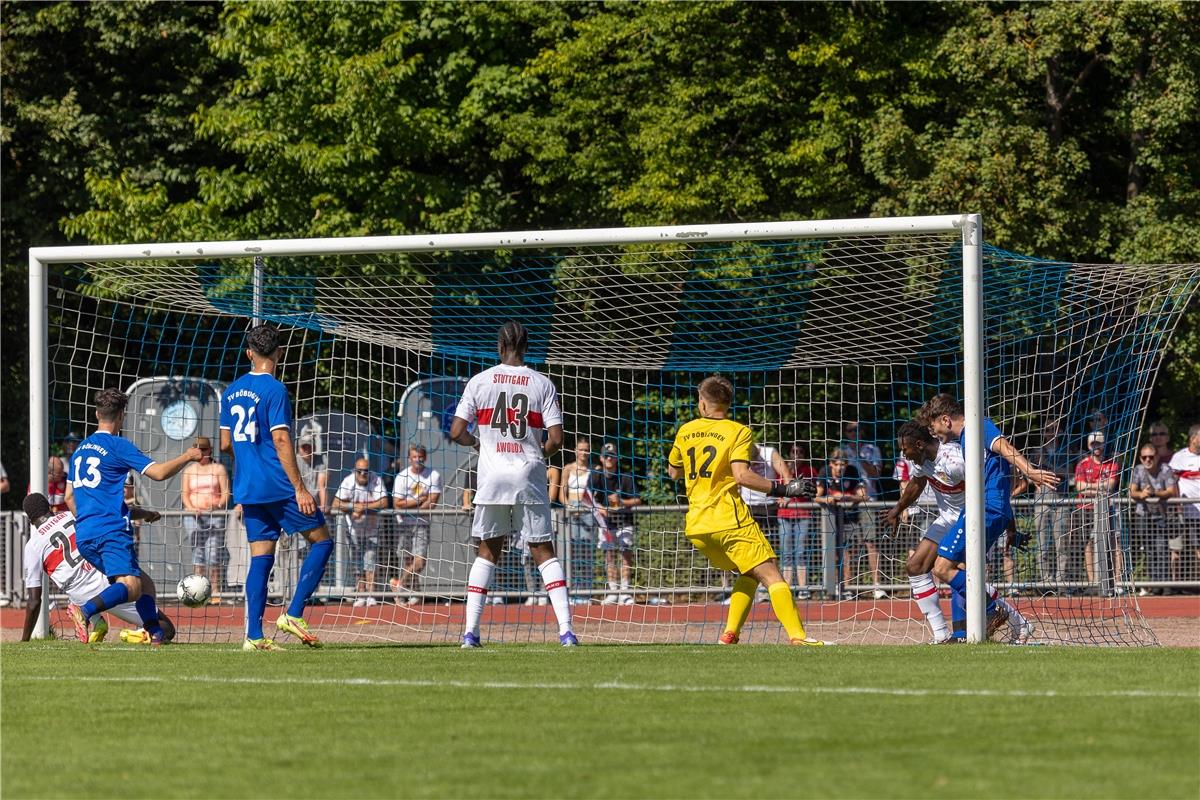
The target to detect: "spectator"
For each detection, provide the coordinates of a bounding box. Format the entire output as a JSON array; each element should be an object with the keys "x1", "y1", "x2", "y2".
[
  {"x1": 841, "y1": 420, "x2": 882, "y2": 555},
  {"x1": 559, "y1": 437, "x2": 598, "y2": 605},
  {"x1": 1021, "y1": 418, "x2": 1078, "y2": 594},
  {"x1": 776, "y1": 443, "x2": 814, "y2": 598},
  {"x1": 333, "y1": 457, "x2": 389, "y2": 607},
  {"x1": 1167, "y1": 423, "x2": 1200, "y2": 583},
  {"x1": 392, "y1": 444, "x2": 441, "y2": 605},
  {"x1": 181, "y1": 437, "x2": 230, "y2": 604},
  {"x1": 740, "y1": 441, "x2": 792, "y2": 547},
  {"x1": 0, "y1": 461, "x2": 8, "y2": 495},
  {"x1": 60, "y1": 431, "x2": 81, "y2": 459},
  {"x1": 46, "y1": 457, "x2": 68, "y2": 512},
  {"x1": 1074, "y1": 432, "x2": 1124, "y2": 595},
  {"x1": 1148, "y1": 421, "x2": 1173, "y2": 463},
  {"x1": 1129, "y1": 443, "x2": 1176, "y2": 596},
  {"x1": 593, "y1": 443, "x2": 641, "y2": 605},
  {"x1": 815, "y1": 448, "x2": 877, "y2": 598},
  {"x1": 296, "y1": 434, "x2": 329, "y2": 513},
  {"x1": 123, "y1": 472, "x2": 142, "y2": 544}
]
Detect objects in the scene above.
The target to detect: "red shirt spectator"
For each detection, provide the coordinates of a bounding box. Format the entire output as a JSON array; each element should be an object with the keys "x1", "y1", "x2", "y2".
[
  {"x1": 778, "y1": 443, "x2": 819, "y2": 520},
  {"x1": 29, "y1": 456, "x2": 68, "y2": 513},
  {"x1": 1074, "y1": 432, "x2": 1119, "y2": 509}
]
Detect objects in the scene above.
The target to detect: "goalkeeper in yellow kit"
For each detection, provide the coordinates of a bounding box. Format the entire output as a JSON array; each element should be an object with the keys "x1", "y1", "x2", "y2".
[{"x1": 669, "y1": 376, "x2": 831, "y2": 646}]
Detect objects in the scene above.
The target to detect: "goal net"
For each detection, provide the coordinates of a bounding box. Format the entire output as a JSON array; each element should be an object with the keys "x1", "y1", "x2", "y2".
[{"x1": 29, "y1": 219, "x2": 1200, "y2": 646}]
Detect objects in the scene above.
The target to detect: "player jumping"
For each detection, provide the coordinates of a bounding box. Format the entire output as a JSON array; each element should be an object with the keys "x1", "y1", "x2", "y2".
[
  {"x1": 449, "y1": 321, "x2": 577, "y2": 647},
  {"x1": 668, "y1": 376, "x2": 831, "y2": 646},
  {"x1": 917, "y1": 394, "x2": 1056, "y2": 642},
  {"x1": 221, "y1": 324, "x2": 333, "y2": 651},
  {"x1": 21, "y1": 492, "x2": 176, "y2": 643},
  {"x1": 64, "y1": 388, "x2": 201, "y2": 645}
]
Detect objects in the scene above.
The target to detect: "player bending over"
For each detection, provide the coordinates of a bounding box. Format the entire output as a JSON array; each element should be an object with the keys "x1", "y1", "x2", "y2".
[
  {"x1": 222, "y1": 324, "x2": 334, "y2": 651},
  {"x1": 884, "y1": 421, "x2": 1030, "y2": 644},
  {"x1": 64, "y1": 389, "x2": 200, "y2": 645},
  {"x1": 668, "y1": 376, "x2": 831, "y2": 646},
  {"x1": 449, "y1": 321, "x2": 577, "y2": 647},
  {"x1": 21, "y1": 493, "x2": 175, "y2": 643},
  {"x1": 917, "y1": 394, "x2": 1056, "y2": 641}
]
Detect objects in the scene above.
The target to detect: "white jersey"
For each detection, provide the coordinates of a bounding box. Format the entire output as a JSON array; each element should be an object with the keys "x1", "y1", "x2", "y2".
[
  {"x1": 910, "y1": 441, "x2": 966, "y2": 518},
  {"x1": 391, "y1": 467, "x2": 442, "y2": 526},
  {"x1": 22, "y1": 511, "x2": 107, "y2": 604},
  {"x1": 454, "y1": 363, "x2": 563, "y2": 505},
  {"x1": 1167, "y1": 448, "x2": 1200, "y2": 520},
  {"x1": 894, "y1": 458, "x2": 937, "y2": 505},
  {"x1": 336, "y1": 473, "x2": 388, "y2": 537},
  {"x1": 740, "y1": 444, "x2": 780, "y2": 507}
]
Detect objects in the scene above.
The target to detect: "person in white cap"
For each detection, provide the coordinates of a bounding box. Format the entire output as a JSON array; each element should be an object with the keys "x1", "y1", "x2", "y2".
[{"x1": 1074, "y1": 431, "x2": 1124, "y2": 595}]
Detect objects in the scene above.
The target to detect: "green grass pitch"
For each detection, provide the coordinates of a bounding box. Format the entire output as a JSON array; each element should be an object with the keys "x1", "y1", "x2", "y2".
[{"x1": 3, "y1": 642, "x2": 1197, "y2": 799}]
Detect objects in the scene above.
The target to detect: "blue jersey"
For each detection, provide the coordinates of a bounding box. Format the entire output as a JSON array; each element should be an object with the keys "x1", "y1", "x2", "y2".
[
  {"x1": 68, "y1": 432, "x2": 154, "y2": 543},
  {"x1": 959, "y1": 417, "x2": 1012, "y2": 516},
  {"x1": 220, "y1": 372, "x2": 295, "y2": 504}
]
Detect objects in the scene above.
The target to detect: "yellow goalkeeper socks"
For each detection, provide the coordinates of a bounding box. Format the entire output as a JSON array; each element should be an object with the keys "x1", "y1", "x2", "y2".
[
  {"x1": 723, "y1": 575, "x2": 757, "y2": 636},
  {"x1": 768, "y1": 581, "x2": 807, "y2": 641}
]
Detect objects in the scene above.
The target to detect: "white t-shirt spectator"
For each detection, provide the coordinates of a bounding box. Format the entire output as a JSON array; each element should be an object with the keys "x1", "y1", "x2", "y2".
[
  {"x1": 740, "y1": 444, "x2": 780, "y2": 507},
  {"x1": 453, "y1": 364, "x2": 562, "y2": 505},
  {"x1": 335, "y1": 473, "x2": 387, "y2": 537},
  {"x1": 392, "y1": 467, "x2": 442, "y2": 525},
  {"x1": 1167, "y1": 447, "x2": 1200, "y2": 520}
]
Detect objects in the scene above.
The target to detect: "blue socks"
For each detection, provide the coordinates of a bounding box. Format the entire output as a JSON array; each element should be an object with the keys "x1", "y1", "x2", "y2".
[
  {"x1": 81, "y1": 582, "x2": 129, "y2": 619},
  {"x1": 246, "y1": 554, "x2": 275, "y2": 640},
  {"x1": 135, "y1": 594, "x2": 163, "y2": 635},
  {"x1": 288, "y1": 538, "x2": 333, "y2": 618}
]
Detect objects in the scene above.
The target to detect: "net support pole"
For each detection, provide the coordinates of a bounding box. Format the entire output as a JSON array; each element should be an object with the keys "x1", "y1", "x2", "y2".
[
  {"x1": 252, "y1": 255, "x2": 265, "y2": 326},
  {"x1": 28, "y1": 252, "x2": 50, "y2": 639},
  {"x1": 962, "y1": 213, "x2": 986, "y2": 643}
]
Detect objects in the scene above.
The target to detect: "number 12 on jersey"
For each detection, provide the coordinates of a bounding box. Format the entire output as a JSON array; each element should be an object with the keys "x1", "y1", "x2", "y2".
[{"x1": 686, "y1": 446, "x2": 716, "y2": 480}]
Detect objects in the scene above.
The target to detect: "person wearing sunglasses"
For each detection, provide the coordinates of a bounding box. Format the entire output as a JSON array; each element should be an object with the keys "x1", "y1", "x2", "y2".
[{"x1": 1129, "y1": 445, "x2": 1177, "y2": 595}]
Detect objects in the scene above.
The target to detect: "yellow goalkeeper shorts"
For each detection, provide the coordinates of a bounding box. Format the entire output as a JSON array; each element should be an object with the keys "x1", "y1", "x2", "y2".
[{"x1": 688, "y1": 522, "x2": 777, "y2": 574}]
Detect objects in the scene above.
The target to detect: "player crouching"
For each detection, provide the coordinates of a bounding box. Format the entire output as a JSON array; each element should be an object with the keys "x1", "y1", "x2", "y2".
[
  {"x1": 668, "y1": 376, "x2": 833, "y2": 646},
  {"x1": 20, "y1": 493, "x2": 174, "y2": 644}
]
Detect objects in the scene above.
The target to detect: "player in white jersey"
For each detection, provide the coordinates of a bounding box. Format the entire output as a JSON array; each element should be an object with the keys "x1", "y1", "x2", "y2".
[
  {"x1": 883, "y1": 421, "x2": 1030, "y2": 643},
  {"x1": 449, "y1": 321, "x2": 577, "y2": 647},
  {"x1": 20, "y1": 493, "x2": 174, "y2": 643}
]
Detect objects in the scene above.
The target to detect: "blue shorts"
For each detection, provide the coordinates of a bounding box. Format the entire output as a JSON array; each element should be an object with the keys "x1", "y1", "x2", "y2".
[
  {"x1": 242, "y1": 498, "x2": 326, "y2": 542},
  {"x1": 937, "y1": 507, "x2": 1011, "y2": 563},
  {"x1": 77, "y1": 533, "x2": 140, "y2": 579}
]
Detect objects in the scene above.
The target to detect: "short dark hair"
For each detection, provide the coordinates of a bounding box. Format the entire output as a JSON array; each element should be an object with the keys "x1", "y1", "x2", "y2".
[
  {"x1": 23, "y1": 493, "x2": 52, "y2": 525},
  {"x1": 94, "y1": 388, "x2": 128, "y2": 422},
  {"x1": 917, "y1": 393, "x2": 963, "y2": 425},
  {"x1": 409, "y1": 444, "x2": 427, "y2": 457},
  {"x1": 897, "y1": 419, "x2": 934, "y2": 446},
  {"x1": 498, "y1": 321, "x2": 528, "y2": 357},
  {"x1": 246, "y1": 324, "x2": 282, "y2": 358},
  {"x1": 699, "y1": 376, "x2": 733, "y2": 408}
]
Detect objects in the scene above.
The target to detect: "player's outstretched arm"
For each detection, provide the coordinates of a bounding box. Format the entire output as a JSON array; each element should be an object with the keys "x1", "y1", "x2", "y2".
[
  {"x1": 449, "y1": 417, "x2": 478, "y2": 449},
  {"x1": 144, "y1": 447, "x2": 203, "y2": 482},
  {"x1": 272, "y1": 428, "x2": 315, "y2": 515},
  {"x1": 543, "y1": 424, "x2": 563, "y2": 460},
  {"x1": 732, "y1": 462, "x2": 813, "y2": 497},
  {"x1": 884, "y1": 476, "x2": 929, "y2": 530},
  {"x1": 992, "y1": 436, "x2": 1059, "y2": 490},
  {"x1": 130, "y1": 507, "x2": 162, "y2": 523}
]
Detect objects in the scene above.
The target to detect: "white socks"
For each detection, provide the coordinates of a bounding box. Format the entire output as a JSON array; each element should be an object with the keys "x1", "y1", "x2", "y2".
[
  {"x1": 537, "y1": 557, "x2": 574, "y2": 635},
  {"x1": 909, "y1": 572, "x2": 949, "y2": 642},
  {"x1": 463, "y1": 557, "x2": 496, "y2": 636}
]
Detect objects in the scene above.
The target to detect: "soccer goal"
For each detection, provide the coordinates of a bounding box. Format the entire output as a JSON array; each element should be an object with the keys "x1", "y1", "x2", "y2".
[{"x1": 27, "y1": 216, "x2": 1200, "y2": 646}]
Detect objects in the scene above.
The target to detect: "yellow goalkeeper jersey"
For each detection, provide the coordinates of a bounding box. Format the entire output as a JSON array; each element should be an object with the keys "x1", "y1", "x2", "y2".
[{"x1": 668, "y1": 416, "x2": 756, "y2": 535}]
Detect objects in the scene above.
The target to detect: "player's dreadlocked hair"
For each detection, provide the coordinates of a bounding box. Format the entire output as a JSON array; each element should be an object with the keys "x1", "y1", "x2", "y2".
[
  {"x1": 246, "y1": 324, "x2": 282, "y2": 358},
  {"x1": 22, "y1": 492, "x2": 53, "y2": 526},
  {"x1": 94, "y1": 388, "x2": 128, "y2": 421},
  {"x1": 897, "y1": 419, "x2": 935, "y2": 446},
  {"x1": 498, "y1": 321, "x2": 528, "y2": 358}
]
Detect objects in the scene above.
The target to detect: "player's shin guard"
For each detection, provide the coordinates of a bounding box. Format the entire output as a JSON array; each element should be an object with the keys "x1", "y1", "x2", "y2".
[
  {"x1": 288, "y1": 538, "x2": 333, "y2": 618},
  {"x1": 464, "y1": 557, "x2": 496, "y2": 637},
  {"x1": 767, "y1": 581, "x2": 807, "y2": 641},
  {"x1": 909, "y1": 573, "x2": 949, "y2": 642},
  {"x1": 724, "y1": 575, "x2": 756, "y2": 636},
  {"x1": 536, "y1": 557, "x2": 573, "y2": 635},
  {"x1": 246, "y1": 554, "x2": 275, "y2": 640},
  {"x1": 82, "y1": 582, "x2": 129, "y2": 619},
  {"x1": 134, "y1": 594, "x2": 163, "y2": 635}
]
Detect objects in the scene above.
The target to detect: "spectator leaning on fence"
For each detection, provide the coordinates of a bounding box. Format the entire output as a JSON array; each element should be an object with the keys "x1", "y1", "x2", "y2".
[
  {"x1": 1167, "y1": 423, "x2": 1200, "y2": 583},
  {"x1": 1129, "y1": 443, "x2": 1176, "y2": 596},
  {"x1": 1074, "y1": 431, "x2": 1124, "y2": 595}
]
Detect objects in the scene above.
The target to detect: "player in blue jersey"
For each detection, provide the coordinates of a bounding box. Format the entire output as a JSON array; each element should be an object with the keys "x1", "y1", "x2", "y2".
[
  {"x1": 220, "y1": 324, "x2": 332, "y2": 651},
  {"x1": 63, "y1": 388, "x2": 202, "y2": 644},
  {"x1": 918, "y1": 394, "x2": 1058, "y2": 641}
]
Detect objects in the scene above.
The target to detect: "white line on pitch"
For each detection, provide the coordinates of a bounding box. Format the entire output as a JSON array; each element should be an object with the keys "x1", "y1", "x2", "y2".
[{"x1": 8, "y1": 674, "x2": 1197, "y2": 699}]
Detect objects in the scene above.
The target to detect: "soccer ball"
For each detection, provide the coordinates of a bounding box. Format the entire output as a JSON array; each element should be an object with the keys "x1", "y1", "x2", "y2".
[{"x1": 177, "y1": 574, "x2": 212, "y2": 607}]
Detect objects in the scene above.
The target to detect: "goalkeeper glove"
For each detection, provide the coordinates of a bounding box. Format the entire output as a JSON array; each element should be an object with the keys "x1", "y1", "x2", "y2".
[{"x1": 768, "y1": 477, "x2": 815, "y2": 499}]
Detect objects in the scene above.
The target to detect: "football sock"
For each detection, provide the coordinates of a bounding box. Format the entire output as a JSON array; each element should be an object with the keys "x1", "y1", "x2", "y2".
[
  {"x1": 986, "y1": 583, "x2": 1025, "y2": 630},
  {"x1": 767, "y1": 581, "x2": 807, "y2": 641},
  {"x1": 464, "y1": 556, "x2": 496, "y2": 636},
  {"x1": 134, "y1": 594, "x2": 163, "y2": 635},
  {"x1": 288, "y1": 538, "x2": 333, "y2": 617},
  {"x1": 724, "y1": 575, "x2": 756, "y2": 635},
  {"x1": 537, "y1": 557, "x2": 573, "y2": 635},
  {"x1": 246, "y1": 554, "x2": 274, "y2": 640},
  {"x1": 949, "y1": 570, "x2": 966, "y2": 639},
  {"x1": 81, "y1": 582, "x2": 129, "y2": 618},
  {"x1": 909, "y1": 572, "x2": 948, "y2": 641}
]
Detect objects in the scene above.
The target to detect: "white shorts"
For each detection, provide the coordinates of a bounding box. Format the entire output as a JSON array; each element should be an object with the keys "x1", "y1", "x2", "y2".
[
  {"x1": 599, "y1": 525, "x2": 635, "y2": 552},
  {"x1": 472, "y1": 503, "x2": 554, "y2": 543},
  {"x1": 922, "y1": 512, "x2": 958, "y2": 545}
]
